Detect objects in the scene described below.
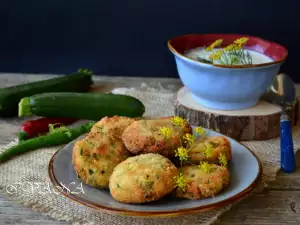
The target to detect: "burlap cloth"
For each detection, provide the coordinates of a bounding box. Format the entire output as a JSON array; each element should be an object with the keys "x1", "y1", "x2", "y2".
[{"x1": 0, "y1": 84, "x2": 300, "y2": 225}]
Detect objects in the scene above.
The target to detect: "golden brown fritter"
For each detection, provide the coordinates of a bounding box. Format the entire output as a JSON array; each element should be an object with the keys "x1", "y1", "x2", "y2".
[
  {"x1": 179, "y1": 136, "x2": 231, "y2": 165},
  {"x1": 72, "y1": 132, "x2": 131, "y2": 189},
  {"x1": 173, "y1": 164, "x2": 230, "y2": 200},
  {"x1": 90, "y1": 116, "x2": 140, "y2": 139},
  {"x1": 109, "y1": 153, "x2": 178, "y2": 204},
  {"x1": 121, "y1": 117, "x2": 192, "y2": 158}
]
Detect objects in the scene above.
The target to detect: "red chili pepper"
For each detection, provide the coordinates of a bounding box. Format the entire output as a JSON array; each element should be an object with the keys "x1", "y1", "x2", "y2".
[{"x1": 18, "y1": 118, "x2": 77, "y2": 142}]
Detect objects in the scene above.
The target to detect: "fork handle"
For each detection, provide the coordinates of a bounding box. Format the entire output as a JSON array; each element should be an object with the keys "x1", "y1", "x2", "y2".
[{"x1": 280, "y1": 109, "x2": 296, "y2": 173}]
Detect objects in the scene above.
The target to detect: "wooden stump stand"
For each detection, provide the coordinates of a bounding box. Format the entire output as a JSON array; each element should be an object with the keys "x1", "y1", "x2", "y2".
[{"x1": 175, "y1": 87, "x2": 298, "y2": 141}]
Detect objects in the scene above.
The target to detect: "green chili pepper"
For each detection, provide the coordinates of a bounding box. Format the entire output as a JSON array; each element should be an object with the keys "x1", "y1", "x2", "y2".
[{"x1": 0, "y1": 121, "x2": 95, "y2": 162}]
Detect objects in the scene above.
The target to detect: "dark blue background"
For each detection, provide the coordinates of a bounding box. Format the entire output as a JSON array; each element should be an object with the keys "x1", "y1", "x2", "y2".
[{"x1": 1, "y1": 1, "x2": 299, "y2": 81}]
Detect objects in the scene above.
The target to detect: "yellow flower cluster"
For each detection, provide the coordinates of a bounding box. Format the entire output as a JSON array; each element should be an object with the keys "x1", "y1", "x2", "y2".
[
  {"x1": 160, "y1": 116, "x2": 216, "y2": 190},
  {"x1": 199, "y1": 161, "x2": 213, "y2": 173},
  {"x1": 183, "y1": 133, "x2": 195, "y2": 145},
  {"x1": 219, "y1": 153, "x2": 228, "y2": 167},
  {"x1": 224, "y1": 37, "x2": 248, "y2": 52},
  {"x1": 175, "y1": 146, "x2": 189, "y2": 162},
  {"x1": 224, "y1": 44, "x2": 241, "y2": 52},
  {"x1": 204, "y1": 142, "x2": 213, "y2": 158},
  {"x1": 159, "y1": 126, "x2": 173, "y2": 139},
  {"x1": 206, "y1": 37, "x2": 250, "y2": 64},
  {"x1": 171, "y1": 116, "x2": 187, "y2": 127},
  {"x1": 209, "y1": 50, "x2": 223, "y2": 60},
  {"x1": 173, "y1": 173, "x2": 186, "y2": 192},
  {"x1": 234, "y1": 37, "x2": 249, "y2": 47},
  {"x1": 205, "y1": 39, "x2": 223, "y2": 52},
  {"x1": 171, "y1": 117, "x2": 207, "y2": 163},
  {"x1": 195, "y1": 127, "x2": 206, "y2": 135}
]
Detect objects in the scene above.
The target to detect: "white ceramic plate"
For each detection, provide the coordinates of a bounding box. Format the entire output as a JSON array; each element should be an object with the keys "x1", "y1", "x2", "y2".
[{"x1": 48, "y1": 128, "x2": 262, "y2": 217}]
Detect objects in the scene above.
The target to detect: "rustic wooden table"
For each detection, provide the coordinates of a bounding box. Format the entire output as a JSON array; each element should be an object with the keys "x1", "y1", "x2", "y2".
[{"x1": 1, "y1": 73, "x2": 300, "y2": 225}]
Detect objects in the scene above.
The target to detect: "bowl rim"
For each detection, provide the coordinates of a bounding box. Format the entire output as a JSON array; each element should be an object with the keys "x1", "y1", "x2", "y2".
[{"x1": 167, "y1": 33, "x2": 288, "y2": 69}]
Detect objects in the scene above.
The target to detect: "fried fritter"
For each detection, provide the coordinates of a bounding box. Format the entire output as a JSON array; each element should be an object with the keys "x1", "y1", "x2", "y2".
[
  {"x1": 90, "y1": 116, "x2": 139, "y2": 139},
  {"x1": 180, "y1": 136, "x2": 231, "y2": 165},
  {"x1": 72, "y1": 132, "x2": 131, "y2": 189},
  {"x1": 109, "y1": 153, "x2": 178, "y2": 203},
  {"x1": 173, "y1": 164, "x2": 230, "y2": 200},
  {"x1": 121, "y1": 117, "x2": 192, "y2": 157}
]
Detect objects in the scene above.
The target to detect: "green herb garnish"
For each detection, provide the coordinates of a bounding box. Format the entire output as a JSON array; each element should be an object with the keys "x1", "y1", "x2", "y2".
[{"x1": 49, "y1": 124, "x2": 72, "y2": 138}]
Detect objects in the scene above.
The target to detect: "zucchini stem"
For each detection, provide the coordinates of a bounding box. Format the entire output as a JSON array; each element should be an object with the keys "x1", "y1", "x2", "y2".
[{"x1": 18, "y1": 97, "x2": 33, "y2": 117}]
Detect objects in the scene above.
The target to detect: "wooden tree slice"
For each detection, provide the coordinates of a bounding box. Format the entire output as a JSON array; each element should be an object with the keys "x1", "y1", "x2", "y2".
[{"x1": 175, "y1": 87, "x2": 298, "y2": 141}]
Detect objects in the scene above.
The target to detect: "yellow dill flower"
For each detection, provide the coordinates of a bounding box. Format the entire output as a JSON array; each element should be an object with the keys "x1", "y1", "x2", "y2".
[
  {"x1": 204, "y1": 142, "x2": 213, "y2": 158},
  {"x1": 205, "y1": 39, "x2": 223, "y2": 52},
  {"x1": 214, "y1": 39, "x2": 223, "y2": 46},
  {"x1": 199, "y1": 162, "x2": 213, "y2": 173},
  {"x1": 183, "y1": 133, "x2": 195, "y2": 145},
  {"x1": 171, "y1": 116, "x2": 186, "y2": 127},
  {"x1": 195, "y1": 127, "x2": 205, "y2": 135},
  {"x1": 224, "y1": 44, "x2": 241, "y2": 52},
  {"x1": 219, "y1": 153, "x2": 228, "y2": 167},
  {"x1": 234, "y1": 44, "x2": 242, "y2": 50},
  {"x1": 174, "y1": 173, "x2": 187, "y2": 192},
  {"x1": 209, "y1": 50, "x2": 223, "y2": 60},
  {"x1": 159, "y1": 126, "x2": 173, "y2": 139},
  {"x1": 233, "y1": 37, "x2": 249, "y2": 46},
  {"x1": 175, "y1": 147, "x2": 189, "y2": 161}
]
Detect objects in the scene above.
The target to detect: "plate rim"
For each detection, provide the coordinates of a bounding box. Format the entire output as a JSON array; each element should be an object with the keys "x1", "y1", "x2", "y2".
[{"x1": 48, "y1": 130, "x2": 263, "y2": 218}]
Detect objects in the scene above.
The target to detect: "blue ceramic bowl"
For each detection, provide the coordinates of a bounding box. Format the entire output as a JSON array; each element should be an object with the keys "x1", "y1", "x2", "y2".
[{"x1": 168, "y1": 34, "x2": 288, "y2": 110}]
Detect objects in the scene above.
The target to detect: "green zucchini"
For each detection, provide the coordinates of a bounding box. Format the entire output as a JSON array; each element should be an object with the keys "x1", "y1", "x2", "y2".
[
  {"x1": 0, "y1": 69, "x2": 93, "y2": 117},
  {"x1": 18, "y1": 92, "x2": 145, "y2": 120}
]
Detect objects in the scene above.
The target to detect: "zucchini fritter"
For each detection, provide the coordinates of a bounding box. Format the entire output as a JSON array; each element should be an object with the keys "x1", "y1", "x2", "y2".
[
  {"x1": 185, "y1": 136, "x2": 231, "y2": 165},
  {"x1": 174, "y1": 164, "x2": 230, "y2": 200},
  {"x1": 121, "y1": 117, "x2": 192, "y2": 157},
  {"x1": 109, "y1": 153, "x2": 178, "y2": 203},
  {"x1": 72, "y1": 132, "x2": 131, "y2": 189},
  {"x1": 90, "y1": 116, "x2": 139, "y2": 139}
]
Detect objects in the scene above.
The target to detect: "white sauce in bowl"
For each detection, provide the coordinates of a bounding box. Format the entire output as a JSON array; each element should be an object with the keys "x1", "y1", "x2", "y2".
[{"x1": 184, "y1": 47, "x2": 273, "y2": 65}]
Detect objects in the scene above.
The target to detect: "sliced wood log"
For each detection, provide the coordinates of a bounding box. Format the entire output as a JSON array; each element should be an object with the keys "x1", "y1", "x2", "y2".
[{"x1": 175, "y1": 87, "x2": 298, "y2": 141}]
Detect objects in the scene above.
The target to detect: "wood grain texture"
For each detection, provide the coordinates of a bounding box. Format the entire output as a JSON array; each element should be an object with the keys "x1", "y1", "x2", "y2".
[
  {"x1": 215, "y1": 190, "x2": 300, "y2": 225},
  {"x1": 1, "y1": 73, "x2": 300, "y2": 225},
  {"x1": 175, "y1": 87, "x2": 298, "y2": 141}
]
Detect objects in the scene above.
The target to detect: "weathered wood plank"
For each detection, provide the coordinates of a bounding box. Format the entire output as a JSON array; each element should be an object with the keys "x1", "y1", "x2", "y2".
[
  {"x1": 0, "y1": 196, "x2": 69, "y2": 225},
  {"x1": 1, "y1": 190, "x2": 300, "y2": 225},
  {"x1": 215, "y1": 190, "x2": 300, "y2": 225},
  {"x1": 269, "y1": 151, "x2": 300, "y2": 190}
]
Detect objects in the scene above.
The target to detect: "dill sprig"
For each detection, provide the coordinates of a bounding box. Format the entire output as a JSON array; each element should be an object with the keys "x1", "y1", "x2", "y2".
[
  {"x1": 175, "y1": 147, "x2": 189, "y2": 162},
  {"x1": 173, "y1": 173, "x2": 187, "y2": 192},
  {"x1": 205, "y1": 39, "x2": 223, "y2": 52},
  {"x1": 204, "y1": 142, "x2": 214, "y2": 158},
  {"x1": 161, "y1": 116, "x2": 228, "y2": 191},
  {"x1": 159, "y1": 127, "x2": 173, "y2": 139},
  {"x1": 183, "y1": 133, "x2": 195, "y2": 146},
  {"x1": 199, "y1": 161, "x2": 213, "y2": 173},
  {"x1": 171, "y1": 116, "x2": 187, "y2": 127},
  {"x1": 199, "y1": 37, "x2": 252, "y2": 65},
  {"x1": 194, "y1": 127, "x2": 206, "y2": 135},
  {"x1": 219, "y1": 153, "x2": 228, "y2": 167}
]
